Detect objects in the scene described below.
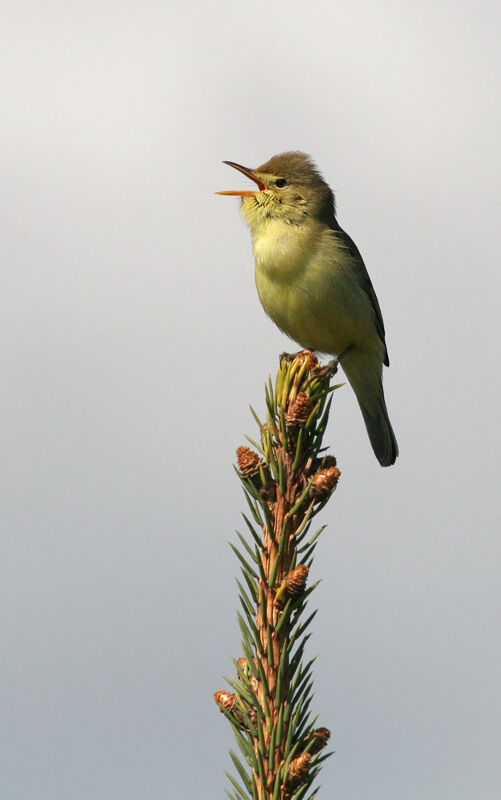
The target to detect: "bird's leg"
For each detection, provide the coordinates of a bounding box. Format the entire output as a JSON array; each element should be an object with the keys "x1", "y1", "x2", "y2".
[
  {"x1": 325, "y1": 344, "x2": 353, "y2": 377},
  {"x1": 324, "y1": 359, "x2": 339, "y2": 378}
]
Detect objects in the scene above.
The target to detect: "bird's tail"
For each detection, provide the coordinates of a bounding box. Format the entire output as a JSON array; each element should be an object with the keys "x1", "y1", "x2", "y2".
[
  {"x1": 343, "y1": 359, "x2": 399, "y2": 467},
  {"x1": 359, "y1": 395, "x2": 398, "y2": 467}
]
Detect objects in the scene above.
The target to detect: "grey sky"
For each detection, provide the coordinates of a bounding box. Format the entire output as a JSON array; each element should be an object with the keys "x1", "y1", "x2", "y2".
[{"x1": 1, "y1": 1, "x2": 500, "y2": 798}]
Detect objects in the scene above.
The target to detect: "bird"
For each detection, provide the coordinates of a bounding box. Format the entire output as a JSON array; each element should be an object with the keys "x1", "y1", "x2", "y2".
[{"x1": 217, "y1": 151, "x2": 398, "y2": 467}]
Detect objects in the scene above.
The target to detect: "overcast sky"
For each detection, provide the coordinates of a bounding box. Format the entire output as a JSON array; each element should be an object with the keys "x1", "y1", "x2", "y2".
[{"x1": 1, "y1": 1, "x2": 500, "y2": 798}]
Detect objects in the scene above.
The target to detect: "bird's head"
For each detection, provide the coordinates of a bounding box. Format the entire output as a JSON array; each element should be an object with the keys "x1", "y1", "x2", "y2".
[{"x1": 217, "y1": 151, "x2": 335, "y2": 230}]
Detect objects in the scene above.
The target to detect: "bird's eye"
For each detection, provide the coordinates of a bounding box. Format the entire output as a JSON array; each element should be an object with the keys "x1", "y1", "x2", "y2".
[{"x1": 275, "y1": 178, "x2": 287, "y2": 188}]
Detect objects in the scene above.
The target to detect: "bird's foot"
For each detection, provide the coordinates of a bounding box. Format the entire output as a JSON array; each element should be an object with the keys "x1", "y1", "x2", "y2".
[
  {"x1": 324, "y1": 345, "x2": 353, "y2": 378},
  {"x1": 324, "y1": 358, "x2": 340, "y2": 378}
]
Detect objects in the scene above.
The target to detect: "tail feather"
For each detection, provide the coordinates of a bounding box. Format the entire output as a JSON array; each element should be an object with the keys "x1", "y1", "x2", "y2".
[
  {"x1": 359, "y1": 398, "x2": 399, "y2": 467},
  {"x1": 342, "y1": 357, "x2": 398, "y2": 467}
]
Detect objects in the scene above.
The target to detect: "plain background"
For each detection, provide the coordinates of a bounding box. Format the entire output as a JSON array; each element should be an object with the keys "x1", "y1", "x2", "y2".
[{"x1": 1, "y1": 1, "x2": 500, "y2": 798}]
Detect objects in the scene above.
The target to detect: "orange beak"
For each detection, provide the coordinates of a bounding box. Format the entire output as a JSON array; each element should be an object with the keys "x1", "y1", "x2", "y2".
[{"x1": 216, "y1": 161, "x2": 267, "y2": 196}]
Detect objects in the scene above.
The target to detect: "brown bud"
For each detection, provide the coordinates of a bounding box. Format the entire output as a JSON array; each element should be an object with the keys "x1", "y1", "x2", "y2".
[
  {"x1": 280, "y1": 350, "x2": 318, "y2": 370},
  {"x1": 286, "y1": 392, "x2": 313, "y2": 426},
  {"x1": 311, "y1": 466, "x2": 341, "y2": 496},
  {"x1": 237, "y1": 657, "x2": 247, "y2": 671},
  {"x1": 286, "y1": 564, "x2": 309, "y2": 595},
  {"x1": 295, "y1": 350, "x2": 319, "y2": 369},
  {"x1": 311, "y1": 727, "x2": 331, "y2": 752},
  {"x1": 236, "y1": 446, "x2": 262, "y2": 477},
  {"x1": 289, "y1": 752, "x2": 311, "y2": 785},
  {"x1": 275, "y1": 564, "x2": 309, "y2": 607},
  {"x1": 214, "y1": 690, "x2": 236, "y2": 713}
]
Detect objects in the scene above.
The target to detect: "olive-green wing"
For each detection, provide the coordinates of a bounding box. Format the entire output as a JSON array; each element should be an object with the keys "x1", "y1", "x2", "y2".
[{"x1": 333, "y1": 222, "x2": 389, "y2": 366}]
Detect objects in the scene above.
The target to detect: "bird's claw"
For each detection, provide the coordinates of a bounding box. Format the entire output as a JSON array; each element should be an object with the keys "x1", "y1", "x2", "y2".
[{"x1": 324, "y1": 358, "x2": 339, "y2": 378}]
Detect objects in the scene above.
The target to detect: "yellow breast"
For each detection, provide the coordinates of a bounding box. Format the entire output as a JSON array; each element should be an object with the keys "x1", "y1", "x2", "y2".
[{"x1": 252, "y1": 220, "x2": 375, "y2": 356}]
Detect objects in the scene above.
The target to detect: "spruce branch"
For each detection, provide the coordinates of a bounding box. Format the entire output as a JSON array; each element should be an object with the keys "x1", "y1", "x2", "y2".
[{"x1": 214, "y1": 351, "x2": 342, "y2": 800}]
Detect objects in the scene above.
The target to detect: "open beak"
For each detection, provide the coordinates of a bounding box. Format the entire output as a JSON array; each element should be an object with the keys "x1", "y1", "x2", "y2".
[{"x1": 216, "y1": 161, "x2": 267, "y2": 196}]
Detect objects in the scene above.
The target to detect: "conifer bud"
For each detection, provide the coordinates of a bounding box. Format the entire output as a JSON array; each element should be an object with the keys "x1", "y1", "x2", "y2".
[
  {"x1": 285, "y1": 564, "x2": 309, "y2": 595},
  {"x1": 214, "y1": 690, "x2": 236, "y2": 713},
  {"x1": 236, "y1": 446, "x2": 262, "y2": 477},
  {"x1": 311, "y1": 466, "x2": 341, "y2": 496},
  {"x1": 286, "y1": 392, "x2": 313, "y2": 426},
  {"x1": 288, "y1": 752, "x2": 311, "y2": 785},
  {"x1": 295, "y1": 350, "x2": 319, "y2": 370},
  {"x1": 310, "y1": 727, "x2": 331, "y2": 752}
]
